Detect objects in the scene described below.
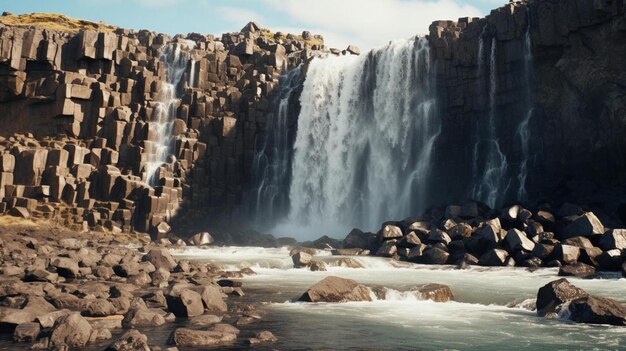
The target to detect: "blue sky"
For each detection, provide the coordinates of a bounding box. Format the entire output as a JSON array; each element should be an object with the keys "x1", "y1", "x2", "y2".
[{"x1": 2, "y1": 0, "x2": 506, "y2": 49}]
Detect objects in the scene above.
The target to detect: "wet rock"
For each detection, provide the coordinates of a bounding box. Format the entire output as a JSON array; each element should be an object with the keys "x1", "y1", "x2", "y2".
[
  {"x1": 309, "y1": 260, "x2": 327, "y2": 271},
  {"x1": 558, "y1": 263, "x2": 597, "y2": 279},
  {"x1": 248, "y1": 330, "x2": 278, "y2": 345},
  {"x1": 336, "y1": 258, "x2": 364, "y2": 269},
  {"x1": 171, "y1": 328, "x2": 237, "y2": 347},
  {"x1": 536, "y1": 278, "x2": 588, "y2": 316},
  {"x1": 13, "y1": 322, "x2": 40, "y2": 342},
  {"x1": 406, "y1": 244, "x2": 428, "y2": 262},
  {"x1": 299, "y1": 276, "x2": 372, "y2": 303},
  {"x1": 292, "y1": 251, "x2": 312, "y2": 268},
  {"x1": 410, "y1": 283, "x2": 454, "y2": 302},
  {"x1": 567, "y1": 295, "x2": 626, "y2": 326},
  {"x1": 190, "y1": 314, "x2": 222, "y2": 326},
  {"x1": 166, "y1": 289, "x2": 204, "y2": 318},
  {"x1": 106, "y1": 329, "x2": 150, "y2": 351},
  {"x1": 49, "y1": 313, "x2": 93, "y2": 349}
]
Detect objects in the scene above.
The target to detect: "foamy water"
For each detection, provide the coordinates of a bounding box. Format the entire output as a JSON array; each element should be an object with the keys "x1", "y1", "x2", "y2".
[{"x1": 174, "y1": 246, "x2": 626, "y2": 350}]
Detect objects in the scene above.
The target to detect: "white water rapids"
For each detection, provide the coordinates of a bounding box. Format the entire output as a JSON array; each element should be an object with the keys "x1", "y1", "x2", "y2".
[{"x1": 174, "y1": 246, "x2": 626, "y2": 350}]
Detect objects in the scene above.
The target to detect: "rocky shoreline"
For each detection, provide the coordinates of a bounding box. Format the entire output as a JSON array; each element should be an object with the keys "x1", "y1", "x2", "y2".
[
  {"x1": 0, "y1": 219, "x2": 274, "y2": 350},
  {"x1": 2, "y1": 196, "x2": 626, "y2": 350}
]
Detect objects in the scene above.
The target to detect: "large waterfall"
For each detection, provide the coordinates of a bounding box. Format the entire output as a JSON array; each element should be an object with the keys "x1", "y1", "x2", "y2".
[
  {"x1": 277, "y1": 38, "x2": 438, "y2": 236},
  {"x1": 144, "y1": 41, "x2": 194, "y2": 184},
  {"x1": 516, "y1": 11, "x2": 534, "y2": 201}
]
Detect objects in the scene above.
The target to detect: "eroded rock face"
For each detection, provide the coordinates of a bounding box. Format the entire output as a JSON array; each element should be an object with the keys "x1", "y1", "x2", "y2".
[{"x1": 298, "y1": 276, "x2": 372, "y2": 303}]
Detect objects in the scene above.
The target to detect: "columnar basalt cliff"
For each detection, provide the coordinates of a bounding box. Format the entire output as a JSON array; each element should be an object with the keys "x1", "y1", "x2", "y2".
[
  {"x1": 1, "y1": 0, "x2": 626, "y2": 238},
  {"x1": 427, "y1": 0, "x2": 626, "y2": 218},
  {"x1": 0, "y1": 14, "x2": 326, "y2": 236}
]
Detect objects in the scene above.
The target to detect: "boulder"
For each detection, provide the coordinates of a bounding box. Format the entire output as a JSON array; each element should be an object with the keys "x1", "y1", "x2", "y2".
[
  {"x1": 166, "y1": 289, "x2": 204, "y2": 318},
  {"x1": 410, "y1": 284, "x2": 454, "y2": 302},
  {"x1": 143, "y1": 248, "x2": 177, "y2": 272},
  {"x1": 536, "y1": 278, "x2": 588, "y2": 316},
  {"x1": 190, "y1": 314, "x2": 222, "y2": 326},
  {"x1": 343, "y1": 228, "x2": 373, "y2": 249},
  {"x1": 106, "y1": 329, "x2": 150, "y2": 351},
  {"x1": 558, "y1": 263, "x2": 597, "y2": 279},
  {"x1": 171, "y1": 328, "x2": 237, "y2": 347},
  {"x1": 298, "y1": 276, "x2": 372, "y2": 303},
  {"x1": 562, "y1": 212, "x2": 604, "y2": 239},
  {"x1": 553, "y1": 244, "x2": 580, "y2": 264},
  {"x1": 422, "y1": 247, "x2": 449, "y2": 264},
  {"x1": 596, "y1": 249, "x2": 624, "y2": 270},
  {"x1": 291, "y1": 251, "x2": 312, "y2": 268},
  {"x1": 503, "y1": 229, "x2": 535, "y2": 252},
  {"x1": 479, "y1": 249, "x2": 509, "y2": 266},
  {"x1": 13, "y1": 322, "x2": 40, "y2": 342},
  {"x1": 397, "y1": 232, "x2": 422, "y2": 248},
  {"x1": 377, "y1": 224, "x2": 403, "y2": 242},
  {"x1": 49, "y1": 313, "x2": 93, "y2": 349},
  {"x1": 201, "y1": 285, "x2": 228, "y2": 312},
  {"x1": 599, "y1": 229, "x2": 626, "y2": 250},
  {"x1": 375, "y1": 240, "x2": 397, "y2": 257},
  {"x1": 562, "y1": 236, "x2": 594, "y2": 249},
  {"x1": 336, "y1": 258, "x2": 364, "y2": 269},
  {"x1": 188, "y1": 232, "x2": 214, "y2": 246},
  {"x1": 428, "y1": 229, "x2": 451, "y2": 245},
  {"x1": 122, "y1": 308, "x2": 166, "y2": 328},
  {"x1": 51, "y1": 257, "x2": 80, "y2": 279},
  {"x1": 567, "y1": 295, "x2": 626, "y2": 326}
]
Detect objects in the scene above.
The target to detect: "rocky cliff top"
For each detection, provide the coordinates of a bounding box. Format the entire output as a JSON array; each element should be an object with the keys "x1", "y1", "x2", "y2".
[{"x1": 0, "y1": 12, "x2": 118, "y2": 33}]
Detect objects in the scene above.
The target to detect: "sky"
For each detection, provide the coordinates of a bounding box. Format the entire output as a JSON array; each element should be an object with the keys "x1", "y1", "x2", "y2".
[{"x1": 1, "y1": 0, "x2": 508, "y2": 50}]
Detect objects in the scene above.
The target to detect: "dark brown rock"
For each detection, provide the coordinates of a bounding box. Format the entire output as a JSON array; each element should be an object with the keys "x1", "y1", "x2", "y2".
[
  {"x1": 536, "y1": 278, "x2": 588, "y2": 316},
  {"x1": 299, "y1": 276, "x2": 372, "y2": 303}
]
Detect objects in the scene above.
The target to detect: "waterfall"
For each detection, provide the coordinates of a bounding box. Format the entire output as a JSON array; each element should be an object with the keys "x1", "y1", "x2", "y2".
[
  {"x1": 144, "y1": 41, "x2": 194, "y2": 184},
  {"x1": 516, "y1": 8, "x2": 534, "y2": 201},
  {"x1": 472, "y1": 37, "x2": 509, "y2": 208},
  {"x1": 250, "y1": 66, "x2": 303, "y2": 226},
  {"x1": 278, "y1": 38, "x2": 438, "y2": 237},
  {"x1": 189, "y1": 59, "x2": 196, "y2": 88}
]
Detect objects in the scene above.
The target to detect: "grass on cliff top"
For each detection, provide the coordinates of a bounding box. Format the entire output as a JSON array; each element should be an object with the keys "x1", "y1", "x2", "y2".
[
  {"x1": 0, "y1": 12, "x2": 117, "y2": 33},
  {"x1": 259, "y1": 29, "x2": 324, "y2": 48}
]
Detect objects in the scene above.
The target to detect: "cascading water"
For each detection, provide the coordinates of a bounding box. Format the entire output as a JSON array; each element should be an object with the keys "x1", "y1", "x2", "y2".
[
  {"x1": 472, "y1": 37, "x2": 509, "y2": 208},
  {"x1": 278, "y1": 38, "x2": 438, "y2": 237},
  {"x1": 250, "y1": 66, "x2": 303, "y2": 226},
  {"x1": 516, "y1": 9, "x2": 534, "y2": 201},
  {"x1": 144, "y1": 41, "x2": 194, "y2": 184}
]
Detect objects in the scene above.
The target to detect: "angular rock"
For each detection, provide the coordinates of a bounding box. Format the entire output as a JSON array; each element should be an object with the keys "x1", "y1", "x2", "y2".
[
  {"x1": 410, "y1": 283, "x2": 454, "y2": 302},
  {"x1": 562, "y1": 212, "x2": 604, "y2": 239},
  {"x1": 292, "y1": 251, "x2": 312, "y2": 268},
  {"x1": 599, "y1": 229, "x2": 626, "y2": 250},
  {"x1": 504, "y1": 228, "x2": 535, "y2": 252},
  {"x1": 567, "y1": 295, "x2": 626, "y2": 326},
  {"x1": 298, "y1": 276, "x2": 372, "y2": 303},
  {"x1": 536, "y1": 278, "x2": 588, "y2": 316},
  {"x1": 143, "y1": 248, "x2": 176, "y2": 272},
  {"x1": 166, "y1": 289, "x2": 204, "y2": 318},
  {"x1": 13, "y1": 322, "x2": 40, "y2": 342},
  {"x1": 188, "y1": 232, "x2": 214, "y2": 246},
  {"x1": 479, "y1": 248, "x2": 509, "y2": 266},
  {"x1": 105, "y1": 329, "x2": 150, "y2": 351},
  {"x1": 201, "y1": 285, "x2": 228, "y2": 312},
  {"x1": 49, "y1": 313, "x2": 93, "y2": 349}
]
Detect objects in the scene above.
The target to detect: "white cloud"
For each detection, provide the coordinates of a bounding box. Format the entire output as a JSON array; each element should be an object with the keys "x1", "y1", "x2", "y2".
[
  {"x1": 216, "y1": 6, "x2": 265, "y2": 29},
  {"x1": 261, "y1": 0, "x2": 483, "y2": 50}
]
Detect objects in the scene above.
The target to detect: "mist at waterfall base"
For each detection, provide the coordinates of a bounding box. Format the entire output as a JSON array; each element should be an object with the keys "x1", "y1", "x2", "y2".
[{"x1": 251, "y1": 34, "x2": 535, "y2": 241}]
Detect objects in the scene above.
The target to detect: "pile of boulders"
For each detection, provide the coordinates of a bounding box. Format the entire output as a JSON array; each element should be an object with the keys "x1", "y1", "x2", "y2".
[
  {"x1": 0, "y1": 225, "x2": 274, "y2": 349},
  {"x1": 335, "y1": 202, "x2": 626, "y2": 277}
]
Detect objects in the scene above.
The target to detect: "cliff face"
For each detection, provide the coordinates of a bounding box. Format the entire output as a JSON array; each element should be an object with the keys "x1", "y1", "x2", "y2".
[
  {"x1": 2, "y1": 0, "x2": 626, "y2": 237},
  {"x1": 0, "y1": 15, "x2": 323, "y2": 235},
  {"x1": 428, "y1": 0, "x2": 626, "y2": 217}
]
